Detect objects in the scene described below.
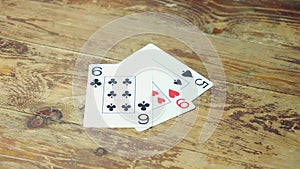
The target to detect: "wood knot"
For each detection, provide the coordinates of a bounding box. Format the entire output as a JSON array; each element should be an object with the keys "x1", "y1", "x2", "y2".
[
  {"x1": 94, "y1": 147, "x2": 107, "y2": 157},
  {"x1": 27, "y1": 115, "x2": 47, "y2": 129},
  {"x1": 27, "y1": 107, "x2": 63, "y2": 129}
]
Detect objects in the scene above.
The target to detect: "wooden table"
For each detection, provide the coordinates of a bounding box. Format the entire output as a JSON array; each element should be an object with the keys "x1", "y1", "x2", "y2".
[{"x1": 0, "y1": 0, "x2": 299, "y2": 168}]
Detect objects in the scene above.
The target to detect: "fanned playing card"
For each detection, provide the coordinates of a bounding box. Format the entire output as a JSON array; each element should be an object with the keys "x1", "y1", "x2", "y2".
[
  {"x1": 83, "y1": 44, "x2": 213, "y2": 131},
  {"x1": 84, "y1": 64, "x2": 153, "y2": 128},
  {"x1": 121, "y1": 44, "x2": 213, "y2": 101},
  {"x1": 118, "y1": 44, "x2": 213, "y2": 131}
]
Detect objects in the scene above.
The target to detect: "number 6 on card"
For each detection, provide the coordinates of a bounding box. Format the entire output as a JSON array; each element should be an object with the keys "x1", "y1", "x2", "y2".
[{"x1": 83, "y1": 64, "x2": 153, "y2": 128}]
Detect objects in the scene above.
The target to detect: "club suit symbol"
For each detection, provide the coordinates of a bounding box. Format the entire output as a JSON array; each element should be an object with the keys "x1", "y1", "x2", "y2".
[
  {"x1": 122, "y1": 91, "x2": 131, "y2": 98},
  {"x1": 108, "y1": 78, "x2": 117, "y2": 85},
  {"x1": 182, "y1": 70, "x2": 193, "y2": 78},
  {"x1": 123, "y1": 78, "x2": 132, "y2": 86},
  {"x1": 107, "y1": 91, "x2": 117, "y2": 98},
  {"x1": 138, "y1": 101, "x2": 150, "y2": 111},
  {"x1": 106, "y1": 103, "x2": 116, "y2": 111},
  {"x1": 90, "y1": 79, "x2": 102, "y2": 88},
  {"x1": 121, "y1": 104, "x2": 131, "y2": 111}
]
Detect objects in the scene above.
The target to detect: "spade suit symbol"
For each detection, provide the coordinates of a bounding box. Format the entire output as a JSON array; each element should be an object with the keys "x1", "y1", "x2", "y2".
[
  {"x1": 174, "y1": 79, "x2": 182, "y2": 85},
  {"x1": 182, "y1": 70, "x2": 193, "y2": 78}
]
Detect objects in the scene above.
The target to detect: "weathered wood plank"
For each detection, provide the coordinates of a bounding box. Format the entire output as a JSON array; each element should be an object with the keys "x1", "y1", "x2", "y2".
[
  {"x1": 0, "y1": 108, "x2": 133, "y2": 169},
  {"x1": 99, "y1": 34, "x2": 300, "y2": 96},
  {"x1": 0, "y1": 156, "x2": 50, "y2": 169},
  {"x1": 0, "y1": 0, "x2": 299, "y2": 168},
  {"x1": 1, "y1": 0, "x2": 299, "y2": 48},
  {"x1": 0, "y1": 38, "x2": 299, "y2": 168},
  {"x1": 0, "y1": 0, "x2": 299, "y2": 96},
  {"x1": 1, "y1": 92, "x2": 298, "y2": 169},
  {"x1": 1, "y1": 86, "x2": 299, "y2": 169}
]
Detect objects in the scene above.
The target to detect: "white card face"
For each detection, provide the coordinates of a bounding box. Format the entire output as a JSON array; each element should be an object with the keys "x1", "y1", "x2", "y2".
[
  {"x1": 84, "y1": 64, "x2": 153, "y2": 128},
  {"x1": 136, "y1": 70, "x2": 196, "y2": 131},
  {"x1": 138, "y1": 44, "x2": 213, "y2": 101},
  {"x1": 120, "y1": 44, "x2": 208, "y2": 131}
]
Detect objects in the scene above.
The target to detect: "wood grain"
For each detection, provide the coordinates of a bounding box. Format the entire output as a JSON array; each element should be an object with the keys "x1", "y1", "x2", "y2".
[
  {"x1": 0, "y1": 0, "x2": 299, "y2": 96},
  {"x1": 1, "y1": 0, "x2": 299, "y2": 48},
  {"x1": 0, "y1": 0, "x2": 299, "y2": 168},
  {"x1": 0, "y1": 37, "x2": 299, "y2": 168},
  {"x1": 0, "y1": 89, "x2": 299, "y2": 169}
]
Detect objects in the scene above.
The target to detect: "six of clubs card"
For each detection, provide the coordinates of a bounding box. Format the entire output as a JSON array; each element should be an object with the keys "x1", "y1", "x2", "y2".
[
  {"x1": 83, "y1": 44, "x2": 213, "y2": 131},
  {"x1": 84, "y1": 64, "x2": 153, "y2": 128}
]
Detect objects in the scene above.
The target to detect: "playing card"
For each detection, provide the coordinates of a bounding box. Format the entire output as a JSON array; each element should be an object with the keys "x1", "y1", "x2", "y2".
[
  {"x1": 84, "y1": 44, "x2": 212, "y2": 131},
  {"x1": 117, "y1": 51, "x2": 197, "y2": 131},
  {"x1": 118, "y1": 44, "x2": 212, "y2": 131},
  {"x1": 125, "y1": 43, "x2": 214, "y2": 101},
  {"x1": 84, "y1": 64, "x2": 153, "y2": 128},
  {"x1": 135, "y1": 70, "x2": 196, "y2": 131}
]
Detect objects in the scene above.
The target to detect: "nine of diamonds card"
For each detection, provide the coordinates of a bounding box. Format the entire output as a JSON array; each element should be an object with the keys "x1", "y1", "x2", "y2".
[{"x1": 83, "y1": 44, "x2": 213, "y2": 130}]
